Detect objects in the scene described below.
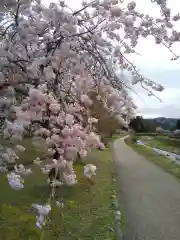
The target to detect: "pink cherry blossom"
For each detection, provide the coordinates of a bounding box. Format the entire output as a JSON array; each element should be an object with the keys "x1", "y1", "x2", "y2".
[
  {"x1": 0, "y1": 0, "x2": 175, "y2": 227},
  {"x1": 65, "y1": 114, "x2": 74, "y2": 126}
]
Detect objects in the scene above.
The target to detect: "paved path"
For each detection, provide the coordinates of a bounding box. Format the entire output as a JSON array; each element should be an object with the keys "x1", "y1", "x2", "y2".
[{"x1": 113, "y1": 138, "x2": 180, "y2": 240}]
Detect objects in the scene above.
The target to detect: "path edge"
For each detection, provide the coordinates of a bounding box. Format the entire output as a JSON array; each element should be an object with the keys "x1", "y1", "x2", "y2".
[{"x1": 111, "y1": 136, "x2": 128, "y2": 240}]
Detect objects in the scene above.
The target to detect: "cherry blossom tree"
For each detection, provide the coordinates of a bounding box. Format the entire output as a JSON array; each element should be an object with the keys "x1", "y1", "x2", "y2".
[{"x1": 0, "y1": 0, "x2": 179, "y2": 229}]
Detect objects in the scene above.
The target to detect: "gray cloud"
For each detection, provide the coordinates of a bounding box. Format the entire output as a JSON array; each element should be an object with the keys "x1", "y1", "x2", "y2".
[
  {"x1": 131, "y1": 68, "x2": 180, "y2": 118},
  {"x1": 139, "y1": 104, "x2": 180, "y2": 119}
]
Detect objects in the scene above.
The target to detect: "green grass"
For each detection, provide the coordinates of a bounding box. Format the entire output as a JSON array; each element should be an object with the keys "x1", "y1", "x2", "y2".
[
  {"x1": 137, "y1": 135, "x2": 180, "y2": 154},
  {"x1": 125, "y1": 136, "x2": 180, "y2": 180},
  {"x1": 0, "y1": 138, "x2": 116, "y2": 240}
]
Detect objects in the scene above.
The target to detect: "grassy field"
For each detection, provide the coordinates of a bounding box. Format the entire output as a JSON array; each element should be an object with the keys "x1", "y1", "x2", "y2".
[
  {"x1": 125, "y1": 136, "x2": 180, "y2": 180},
  {"x1": 136, "y1": 135, "x2": 180, "y2": 154},
  {"x1": 0, "y1": 137, "x2": 118, "y2": 240}
]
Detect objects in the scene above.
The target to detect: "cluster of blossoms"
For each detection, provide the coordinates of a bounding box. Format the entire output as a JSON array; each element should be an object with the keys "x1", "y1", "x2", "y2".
[
  {"x1": 32, "y1": 203, "x2": 51, "y2": 228},
  {"x1": 7, "y1": 172, "x2": 24, "y2": 190},
  {"x1": 84, "y1": 164, "x2": 97, "y2": 178},
  {"x1": 41, "y1": 164, "x2": 52, "y2": 174},
  {"x1": 14, "y1": 164, "x2": 32, "y2": 175},
  {"x1": 0, "y1": 0, "x2": 178, "y2": 229},
  {"x1": 33, "y1": 157, "x2": 42, "y2": 165}
]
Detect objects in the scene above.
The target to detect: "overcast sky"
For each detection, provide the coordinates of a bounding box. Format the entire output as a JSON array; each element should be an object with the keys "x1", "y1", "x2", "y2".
[{"x1": 43, "y1": 0, "x2": 180, "y2": 119}]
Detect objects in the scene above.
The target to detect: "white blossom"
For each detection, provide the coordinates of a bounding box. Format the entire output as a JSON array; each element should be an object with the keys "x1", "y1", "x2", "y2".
[
  {"x1": 41, "y1": 166, "x2": 49, "y2": 173},
  {"x1": 88, "y1": 117, "x2": 98, "y2": 124},
  {"x1": 33, "y1": 157, "x2": 42, "y2": 165},
  {"x1": 14, "y1": 164, "x2": 32, "y2": 175},
  {"x1": 7, "y1": 172, "x2": 24, "y2": 190},
  {"x1": 63, "y1": 172, "x2": 77, "y2": 185},
  {"x1": 15, "y1": 145, "x2": 26, "y2": 152},
  {"x1": 32, "y1": 204, "x2": 51, "y2": 228},
  {"x1": 84, "y1": 164, "x2": 97, "y2": 179}
]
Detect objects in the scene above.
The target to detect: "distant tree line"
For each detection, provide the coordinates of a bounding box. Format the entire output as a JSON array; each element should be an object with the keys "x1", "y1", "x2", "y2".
[
  {"x1": 176, "y1": 119, "x2": 180, "y2": 130},
  {"x1": 129, "y1": 116, "x2": 156, "y2": 133},
  {"x1": 129, "y1": 116, "x2": 180, "y2": 134}
]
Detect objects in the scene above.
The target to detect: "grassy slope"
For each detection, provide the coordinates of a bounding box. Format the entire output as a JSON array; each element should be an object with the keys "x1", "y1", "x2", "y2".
[
  {"x1": 0, "y1": 138, "x2": 116, "y2": 240},
  {"x1": 138, "y1": 135, "x2": 180, "y2": 154},
  {"x1": 125, "y1": 136, "x2": 180, "y2": 180}
]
